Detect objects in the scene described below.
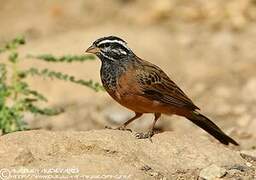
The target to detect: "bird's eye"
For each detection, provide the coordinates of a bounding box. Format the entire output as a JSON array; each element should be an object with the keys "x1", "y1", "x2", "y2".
[{"x1": 105, "y1": 43, "x2": 110, "y2": 47}]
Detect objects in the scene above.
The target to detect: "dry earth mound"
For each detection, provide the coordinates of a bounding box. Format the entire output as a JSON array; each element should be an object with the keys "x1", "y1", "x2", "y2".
[{"x1": 0, "y1": 130, "x2": 251, "y2": 179}]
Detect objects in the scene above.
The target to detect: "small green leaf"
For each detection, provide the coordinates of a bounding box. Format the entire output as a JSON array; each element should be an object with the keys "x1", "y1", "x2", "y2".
[
  {"x1": 14, "y1": 36, "x2": 25, "y2": 45},
  {"x1": 27, "y1": 54, "x2": 95, "y2": 62},
  {"x1": 27, "y1": 104, "x2": 64, "y2": 116},
  {"x1": 9, "y1": 52, "x2": 18, "y2": 63},
  {"x1": 27, "y1": 90, "x2": 48, "y2": 102}
]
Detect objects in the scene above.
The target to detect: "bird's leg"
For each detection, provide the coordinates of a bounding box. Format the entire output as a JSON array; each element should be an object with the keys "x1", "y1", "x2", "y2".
[
  {"x1": 135, "y1": 113, "x2": 161, "y2": 141},
  {"x1": 105, "y1": 112, "x2": 143, "y2": 132}
]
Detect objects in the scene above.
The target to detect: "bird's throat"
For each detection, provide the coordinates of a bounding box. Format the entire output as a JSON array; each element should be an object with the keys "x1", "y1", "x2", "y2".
[{"x1": 100, "y1": 60, "x2": 126, "y2": 91}]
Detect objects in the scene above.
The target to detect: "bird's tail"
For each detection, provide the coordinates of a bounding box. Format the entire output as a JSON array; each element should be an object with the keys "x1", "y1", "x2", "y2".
[{"x1": 185, "y1": 111, "x2": 239, "y2": 146}]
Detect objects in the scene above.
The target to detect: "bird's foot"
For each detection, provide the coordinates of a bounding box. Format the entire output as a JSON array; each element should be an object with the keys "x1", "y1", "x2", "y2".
[
  {"x1": 105, "y1": 125, "x2": 114, "y2": 130},
  {"x1": 135, "y1": 130, "x2": 154, "y2": 142},
  {"x1": 105, "y1": 125, "x2": 132, "y2": 132},
  {"x1": 116, "y1": 125, "x2": 132, "y2": 132}
]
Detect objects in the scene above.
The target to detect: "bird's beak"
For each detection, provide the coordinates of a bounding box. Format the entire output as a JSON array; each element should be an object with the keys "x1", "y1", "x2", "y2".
[{"x1": 85, "y1": 45, "x2": 100, "y2": 54}]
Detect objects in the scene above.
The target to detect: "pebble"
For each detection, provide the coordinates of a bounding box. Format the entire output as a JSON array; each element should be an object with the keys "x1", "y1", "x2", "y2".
[
  {"x1": 246, "y1": 162, "x2": 252, "y2": 167},
  {"x1": 227, "y1": 169, "x2": 241, "y2": 176},
  {"x1": 199, "y1": 164, "x2": 227, "y2": 180}
]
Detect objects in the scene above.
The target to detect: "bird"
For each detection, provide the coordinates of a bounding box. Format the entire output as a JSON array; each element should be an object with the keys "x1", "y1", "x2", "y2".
[{"x1": 85, "y1": 36, "x2": 239, "y2": 146}]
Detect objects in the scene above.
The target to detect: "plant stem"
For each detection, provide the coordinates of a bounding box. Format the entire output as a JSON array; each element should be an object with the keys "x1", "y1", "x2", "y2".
[{"x1": 11, "y1": 51, "x2": 19, "y2": 101}]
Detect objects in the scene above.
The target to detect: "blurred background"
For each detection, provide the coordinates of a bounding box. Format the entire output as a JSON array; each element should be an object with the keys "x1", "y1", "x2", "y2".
[{"x1": 0, "y1": 0, "x2": 255, "y2": 149}]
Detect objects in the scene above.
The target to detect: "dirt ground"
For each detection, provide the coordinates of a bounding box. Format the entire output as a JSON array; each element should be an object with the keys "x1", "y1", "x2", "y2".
[{"x1": 0, "y1": 0, "x2": 256, "y2": 179}]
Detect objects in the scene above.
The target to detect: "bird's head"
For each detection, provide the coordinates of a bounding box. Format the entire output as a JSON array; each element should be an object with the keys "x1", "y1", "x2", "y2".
[{"x1": 85, "y1": 36, "x2": 134, "y2": 62}]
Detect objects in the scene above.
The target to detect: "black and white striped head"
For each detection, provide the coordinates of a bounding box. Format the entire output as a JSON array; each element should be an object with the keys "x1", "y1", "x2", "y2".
[{"x1": 85, "y1": 36, "x2": 134, "y2": 62}]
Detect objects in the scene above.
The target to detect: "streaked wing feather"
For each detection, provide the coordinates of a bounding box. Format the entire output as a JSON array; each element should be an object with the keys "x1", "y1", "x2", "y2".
[{"x1": 136, "y1": 60, "x2": 199, "y2": 110}]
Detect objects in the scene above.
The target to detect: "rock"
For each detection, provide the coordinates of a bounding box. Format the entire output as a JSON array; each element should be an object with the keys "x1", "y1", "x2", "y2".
[
  {"x1": 227, "y1": 164, "x2": 249, "y2": 177},
  {"x1": 0, "y1": 130, "x2": 244, "y2": 178},
  {"x1": 199, "y1": 164, "x2": 227, "y2": 180},
  {"x1": 240, "y1": 150, "x2": 256, "y2": 161},
  {"x1": 227, "y1": 169, "x2": 241, "y2": 176},
  {"x1": 246, "y1": 162, "x2": 252, "y2": 167},
  {"x1": 229, "y1": 164, "x2": 249, "y2": 172}
]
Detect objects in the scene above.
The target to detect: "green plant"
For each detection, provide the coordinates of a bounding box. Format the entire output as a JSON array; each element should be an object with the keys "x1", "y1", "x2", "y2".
[{"x1": 0, "y1": 36, "x2": 102, "y2": 134}]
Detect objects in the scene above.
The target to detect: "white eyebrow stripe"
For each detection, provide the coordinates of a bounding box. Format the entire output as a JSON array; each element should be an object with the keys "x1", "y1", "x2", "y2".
[
  {"x1": 113, "y1": 48, "x2": 127, "y2": 55},
  {"x1": 97, "y1": 39, "x2": 129, "y2": 49},
  {"x1": 100, "y1": 51, "x2": 115, "y2": 61}
]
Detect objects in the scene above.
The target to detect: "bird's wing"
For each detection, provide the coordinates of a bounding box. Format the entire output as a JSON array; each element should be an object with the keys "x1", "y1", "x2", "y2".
[{"x1": 135, "y1": 60, "x2": 199, "y2": 110}]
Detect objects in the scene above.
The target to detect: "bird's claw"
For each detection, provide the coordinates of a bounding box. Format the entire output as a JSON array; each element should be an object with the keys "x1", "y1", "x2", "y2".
[
  {"x1": 135, "y1": 130, "x2": 154, "y2": 142},
  {"x1": 116, "y1": 126, "x2": 132, "y2": 132},
  {"x1": 105, "y1": 125, "x2": 132, "y2": 132},
  {"x1": 105, "y1": 125, "x2": 113, "y2": 129}
]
